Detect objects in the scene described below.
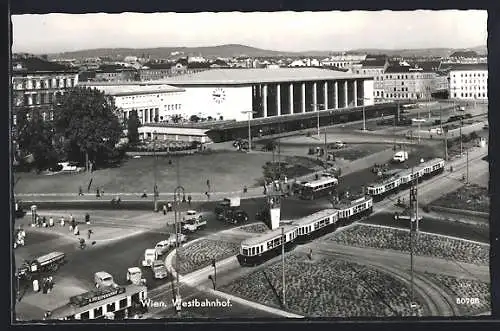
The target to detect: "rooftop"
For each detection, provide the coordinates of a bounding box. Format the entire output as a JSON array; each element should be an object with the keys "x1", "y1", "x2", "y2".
[
  {"x1": 12, "y1": 56, "x2": 77, "y2": 73},
  {"x1": 83, "y1": 84, "x2": 185, "y2": 96},
  {"x1": 441, "y1": 63, "x2": 488, "y2": 71},
  {"x1": 333, "y1": 196, "x2": 371, "y2": 210},
  {"x1": 293, "y1": 209, "x2": 338, "y2": 227},
  {"x1": 150, "y1": 68, "x2": 371, "y2": 85},
  {"x1": 385, "y1": 64, "x2": 437, "y2": 74},
  {"x1": 241, "y1": 225, "x2": 297, "y2": 247}
]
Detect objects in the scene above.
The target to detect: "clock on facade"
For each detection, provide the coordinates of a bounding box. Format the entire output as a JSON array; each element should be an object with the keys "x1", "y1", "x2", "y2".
[{"x1": 212, "y1": 88, "x2": 226, "y2": 104}]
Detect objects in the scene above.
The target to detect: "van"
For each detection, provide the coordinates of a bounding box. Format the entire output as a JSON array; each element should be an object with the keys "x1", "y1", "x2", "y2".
[
  {"x1": 393, "y1": 151, "x2": 409, "y2": 163},
  {"x1": 94, "y1": 271, "x2": 115, "y2": 288},
  {"x1": 142, "y1": 249, "x2": 158, "y2": 267},
  {"x1": 126, "y1": 267, "x2": 143, "y2": 285}
]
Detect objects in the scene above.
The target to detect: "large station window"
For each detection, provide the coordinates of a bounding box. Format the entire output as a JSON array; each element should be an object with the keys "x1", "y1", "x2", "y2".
[{"x1": 81, "y1": 311, "x2": 90, "y2": 320}]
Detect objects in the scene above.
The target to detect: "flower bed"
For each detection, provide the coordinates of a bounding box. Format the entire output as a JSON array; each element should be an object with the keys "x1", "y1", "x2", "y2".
[
  {"x1": 328, "y1": 225, "x2": 489, "y2": 265},
  {"x1": 221, "y1": 253, "x2": 425, "y2": 317},
  {"x1": 238, "y1": 223, "x2": 269, "y2": 233},
  {"x1": 430, "y1": 184, "x2": 489, "y2": 213},
  {"x1": 422, "y1": 272, "x2": 490, "y2": 315},
  {"x1": 175, "y1": 239, "x2": 240, "y2": 275}
]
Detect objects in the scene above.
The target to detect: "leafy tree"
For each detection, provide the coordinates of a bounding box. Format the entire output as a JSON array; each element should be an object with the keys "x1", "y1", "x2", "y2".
[
  {"x1": 127, "y1": 110, "x2": 141, "y2": 145},
  {"x1": 189, "y1": 115, "x2": 200, "y2": 123},
  {"x1": 53, "y1": 87, "x2": 123, "y2": 167},
  {"x1": 16, "y1": 108, "x2": 59, "y2": 171}
]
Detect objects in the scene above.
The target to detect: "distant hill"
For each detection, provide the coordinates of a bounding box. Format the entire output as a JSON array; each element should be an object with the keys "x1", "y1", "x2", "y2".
[
  {"x1": 46, "y1": 44, "x2": 306, "y2": 60},
  {"x1": 349, "y1": 45, "x2": 487, "y2": 58},
  {"x1": 44, "y1": 44, "x2": 487, "y2": 60}
]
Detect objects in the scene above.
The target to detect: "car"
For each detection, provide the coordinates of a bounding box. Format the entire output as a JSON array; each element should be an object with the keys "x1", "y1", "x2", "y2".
[
  {"x1": 167, "y1": 233, "x2": 187, "y2": 247},
  {"x1": 333, "y1": 141, "x2": 346, "y2": 149},
  {"x1": 154, "y1": 240, "x2": 171, "y2": 255}
]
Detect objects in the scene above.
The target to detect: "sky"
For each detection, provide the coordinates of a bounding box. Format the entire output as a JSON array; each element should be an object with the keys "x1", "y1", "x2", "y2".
[{"x1": 11, "y1": 10, "x2": 487, "y2": 54}]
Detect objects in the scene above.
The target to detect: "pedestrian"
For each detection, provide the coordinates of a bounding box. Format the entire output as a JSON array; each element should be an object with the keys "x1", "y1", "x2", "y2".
[
  {"x1": 96, "y1": 188, "x2": 101, "y2": 198},
  {"x1": 73, "y1": 225, "x2": 79, "y2": 236},
  {"x1": 243, "y1": 186, "x2": 248, "y2": 194},
  {"x1": 88, "y1": 229, "x2": 93, "y2": 239},
  {"x1": 187, "y1": 195, "x2": 192, "y2": 206},
  {"x1": 101, "y1": 187, "x2": 104, "y2": 197},
  {"x1": 49, "y1": 217, "x2": 54, "y2": 227},
  {"x1": 182, "y1": 194, "x2": 186, "y2": 203},
  {"x1": 78, "y1": 186, "x2": 83, "y2": 196},
  {"x1": 163, "y1": 204, "x2": 167, "y2": 215},
  {"x1": 167, "y1": 202, "x2": 172, "y2": 212},
  {"x1": 85, "y1": 213, "x2": 90, "y2": 224},
  {"x1": 206, "y1": 191, "x2": 210, "y2": 200}
]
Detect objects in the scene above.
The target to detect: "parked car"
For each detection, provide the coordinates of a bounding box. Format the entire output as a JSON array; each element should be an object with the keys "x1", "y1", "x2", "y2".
[
  {"x1": 167, "y1": 233, "x2": 187, "y2": 247},
  {"x1": 155, "y1": 240, "x2": 171, "y2": 256}
]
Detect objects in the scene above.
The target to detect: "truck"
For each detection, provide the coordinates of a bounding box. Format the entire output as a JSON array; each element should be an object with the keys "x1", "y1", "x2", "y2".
[
  {"x1": 16, "y1": 251, "x2": 66, "y2": 280},
  {"x1": 182, "y1": 217, "x2": 207, "y2": 233},
  {"x1": 215, "y1": 197, "x2": 248, "y2": 224},
  {"x1": 392, "y1": 151, "x2": 409, "y2": 163}
]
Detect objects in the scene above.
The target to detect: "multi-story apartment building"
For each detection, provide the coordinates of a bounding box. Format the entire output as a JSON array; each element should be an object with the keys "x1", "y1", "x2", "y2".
[
  {"x1": 382, "y1": 63, "x2": 437, "y2": 101},
  {"x1": 11, "y1": 56, "x2": 79, "y2": 121},
  {"x1": 444, "y1": 63, "x2": 488, "y2": 101},
  {"x1": 354, "y1": 55, "x2": 389, "y2": 102},
  {"x1": 94, "y1": 67, "x2": 138, "y2": 82}
]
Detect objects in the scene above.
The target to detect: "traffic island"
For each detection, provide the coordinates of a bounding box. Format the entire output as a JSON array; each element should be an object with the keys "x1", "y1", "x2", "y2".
[
  {"x1": 327, "y1": 224, "x2": 489, "y2": 266},
  {"x1": 173, "y1": 239, "x2": 240, "y2": 275},
  {"x1": 429, "y1": 183, "x2": 489, "y2": 215},
  {"x1": 219, "y1": 252, "x2": 427, "y2": 317},
  {"x1": 421, "y1": 272, "x2": 490, "y2": 316},
  {"x1": 237, "y1": 223, "x2": 269, "y2": 233}
]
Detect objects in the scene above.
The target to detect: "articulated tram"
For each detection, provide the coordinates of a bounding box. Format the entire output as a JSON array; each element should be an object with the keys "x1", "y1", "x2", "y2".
[
  {"x1": 237, "y1": 195, "x2": 374, "y2": 266},
  {"x1": 366, "y1": 158, "x2": 445, "y2": 202}
]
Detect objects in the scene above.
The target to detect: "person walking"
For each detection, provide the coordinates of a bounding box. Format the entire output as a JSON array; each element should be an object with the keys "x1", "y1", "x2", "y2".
[
  {"x1": 187, "y1": 195, "x2": 192, "y2": 206},
  {"x1": 96, "y1": 188, "x2": 101, "y2": 198},
  {"x1": 182, "y1": 194, "x2": 186, "y2": 203},
  {"x1": 88, "y1": 229, "x2": 93, "y2": 239},
  {"x1": 78, "y1": 186, "x2": 84, "y2": 196},
  {"x1": 163, "y1": 204, "x2": 167, "y2": 215}
]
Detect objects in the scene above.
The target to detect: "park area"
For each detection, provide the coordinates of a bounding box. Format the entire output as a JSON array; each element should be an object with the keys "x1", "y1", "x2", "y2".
[
  {"x1": 220, "y1": 252, "x2": 426, "y2": 317},
  {"x1": 327, "y1": 224, "x2": 489, "y2": 266},
  {"x1": 14, "y1": 151, "x2": 320, "y2": 194},
  {"x1": 421, "y1": 272, "x2": 490, "y2": 315},
  {"x1": 174, "y1": 239, "x2": 239, "y2": 275},
  {"x1": 430, "y1": 183, "x2": 489, "y2": 213}
]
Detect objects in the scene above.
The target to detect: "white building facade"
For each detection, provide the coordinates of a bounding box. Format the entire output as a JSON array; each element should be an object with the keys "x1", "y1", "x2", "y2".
[
  {"x1": 382, "y1": 65, "x2": 437, "y2": 101},
  {"x1": 447, "y1": 64, "x2": 488, "y2": 101},
  {"x1": 81, "y1": 84, "x2": 186, "y2": 124}
]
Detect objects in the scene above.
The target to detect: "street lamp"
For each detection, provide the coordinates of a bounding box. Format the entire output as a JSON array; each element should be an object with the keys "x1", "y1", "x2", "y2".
[
  {"x1": 311, "y1": 103, "x2": 325, "y2": 138},
  {"x1": 153, "y1": 130, "x2": 158, "y2": 212},
  {"x1": 173, "y1": 185, "x2": 185, "y2": 311},
  {"x1": 241, "y1": 111, "x2": 256, "y2": 152},
  {"x1": 357, "y1": 97, "x2": 371, "y2": 131}
]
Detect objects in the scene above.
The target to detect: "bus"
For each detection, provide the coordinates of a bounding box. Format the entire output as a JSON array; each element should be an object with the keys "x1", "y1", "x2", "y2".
[
  {"x1": 48, "y1": 284, "x2": 147, "y2": 320},
  {"x1": 300, "y1": 177, "x2": 338, "y2": 200}
]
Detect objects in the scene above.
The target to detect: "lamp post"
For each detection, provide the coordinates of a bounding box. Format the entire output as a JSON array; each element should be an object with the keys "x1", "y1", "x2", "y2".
[
  {"x1": 281, "y1": 226, "x2": 286, "y2": 308},
  {"x1": 460, "y1": 119, "x2": 463, "y2": 156},
  {"x1": 241, "y1": 111, "x2": 255, "y2": 152},
  {"x1": 173, "y1": 185, "x2": 185, "y2": 310},
  {"x1": 153, "y1": 130, "x2": 158, "y2": 212},
  {"x1": 311, "y1": 103, "x2": 325, "y2": 138},
  {"x1": 357, "y1": 97, "x2": 371, "y2": 131}
]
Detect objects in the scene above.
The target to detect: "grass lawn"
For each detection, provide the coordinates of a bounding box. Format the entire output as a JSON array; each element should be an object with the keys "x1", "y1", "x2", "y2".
[
  {"x1": 430, "y1": 184, "x2": 490, "y2": 213},
  {"x1": 14, "y1": 151, "x2": 279, "y2": 194}
]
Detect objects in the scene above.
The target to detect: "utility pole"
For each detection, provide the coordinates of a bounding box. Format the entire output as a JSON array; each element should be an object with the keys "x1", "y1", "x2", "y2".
[
  {"x1": 153, "y1": 131, "x2": 158, "y2": 212},
  {"x1": 460, "y1": 120, "x2": 463, "y2": 156},
  {"x1": 281, "y1": 226, "x2": 286, "y2": 308},
  {"x1": 311, "y1": 103, "x2": 324, "y2": 138},
  {"x1": 324, "y1": 128, "x2": 328, "y2": 169},
  {"x1": 466, "y1": 148, "x2": 469, "y2": 184}
]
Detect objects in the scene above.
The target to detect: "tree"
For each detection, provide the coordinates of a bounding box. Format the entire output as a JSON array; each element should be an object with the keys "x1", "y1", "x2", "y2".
[
  {"x1": 16, "y1": 108, "x2": 59, "y2": 171},
  {"x1": 53, "y1": 87, "x2": 123, "y2": 167},
  {"x1": 189, "y1": 115, "x2": 200, "y2": 123},
  {"x1": 127, "y1": 110, "x2": 141, "y2": 145}
]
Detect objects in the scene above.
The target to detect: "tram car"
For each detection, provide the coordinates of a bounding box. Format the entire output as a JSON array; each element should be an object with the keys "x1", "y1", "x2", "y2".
[
  {"x1": 366, "y1": 158, "x2": 445, "y2": 202},
  {"x1": 332, "y1": 195, "x2": 373, "y2": 226},
  {"x1": 293, "y1": 209, "x2": 339, "y2": 244},
  {"x1": 237, "y1": 225, "x2": 298, "y2": 266}
]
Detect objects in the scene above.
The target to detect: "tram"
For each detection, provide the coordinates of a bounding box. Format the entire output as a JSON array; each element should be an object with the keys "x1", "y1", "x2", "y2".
[{"x1": 299, "y1": 177, "x2": 338, "y2": 200}]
